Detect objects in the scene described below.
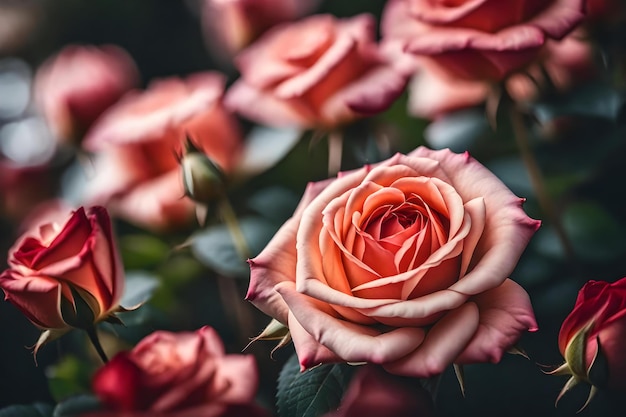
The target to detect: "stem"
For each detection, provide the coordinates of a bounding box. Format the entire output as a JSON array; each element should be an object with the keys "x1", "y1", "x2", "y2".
[
  {"x1": 509, "y1": 104, "x2": 576, "y2": 261},
  {"x1": 219, "y1": 197, "x2": 250, "y2": 259},
  {"x1": 328, "y1": 131, "x2": 343, "y2": 177},
  {"x1": 85, "y1": 326, "x2": 108, "y2": 363}
]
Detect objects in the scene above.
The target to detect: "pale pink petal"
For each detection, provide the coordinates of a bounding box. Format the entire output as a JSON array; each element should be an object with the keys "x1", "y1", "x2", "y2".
[
  {"x1": 456, "y1": 279, "x2": 537, "y2": 363},
  {"x1": 383, "y1": 302, "x2": 479, "y2": 377},
  {"x1": 277, "y1": 282, "x2": 426, "y2": 366},
  {"x1": 225, "y1": 81, "x2": 315, "y2": 128},
  {"x1": 211, "y1": 355, "x2": 258, "y2": 403}
]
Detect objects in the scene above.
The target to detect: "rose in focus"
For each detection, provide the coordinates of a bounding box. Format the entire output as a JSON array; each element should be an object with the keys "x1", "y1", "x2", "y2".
[
  {"x1": 226, "y1": 14, "x2": 408, "y2": 129},
  {"x1": 248, "y1": 147, "x2": 540, "y2": 377},
  {"x1": 381, "y1": 0, "x2": 586, "y2": 81},
  {"x1": 553, "y1": 277, "x2": 626, "y2": 400},
  {"x1": 0, "y1": 206, "x2": 124, "y2": 348},
  {"x1": 201, "y1": 0, "x2": 319, "y2": 58},
  {"x1": 82, "y1": 72, "x2": 242, "y2": 231},
  {"x1": 34, "y1": 44, "x2": 139, "y2": 144},
  {"x1": 91, "y1": 327, "x2": 267, "y2": 417}
]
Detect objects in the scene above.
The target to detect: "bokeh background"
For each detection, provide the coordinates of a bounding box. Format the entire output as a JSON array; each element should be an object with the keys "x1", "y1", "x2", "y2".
[{"x1": 2, "y1": 1, "x2": 626, "y2": 416}]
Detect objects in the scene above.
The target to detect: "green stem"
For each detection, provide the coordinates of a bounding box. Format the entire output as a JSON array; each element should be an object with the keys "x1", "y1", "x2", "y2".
[
  {"x1": 509, "y1": 104, "x2": 576, "y2": 262},
  {"x1": 328, "y1": 131, "x2": 343, "y2": 177},
  {"x1": 219, "y1": 197, "x2": 250, "y2": 260},
  {"x1": 85, "y1": 326, "x2": 108, "y2": 364}
]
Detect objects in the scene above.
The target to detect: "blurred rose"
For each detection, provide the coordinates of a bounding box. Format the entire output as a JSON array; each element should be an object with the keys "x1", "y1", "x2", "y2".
[
  {"x1": 201, "y1": 0, "x2": 319, "y2": 58},
  {"x1": 248, "y1": 147, "x2": 539, "y2": 377},
  {"x1": 382, "y1": 0, "x2": 586, "y2": 81},
  {"x1": 409, "y1": 33, "x2": 595, "y2": 119},
  {"x1": 0, "y1": 161, "x2": 57, "y2": 222},
  {"x1": 82, "y1": 72, "x2": 242, "y2": 232},
  {"x1": 226, "y1": 14, "x2": 409, "y2": 129},
  {"x1": 34, "y1": 45, "x2": 139, "y2": 144},
  {"x1": 555, "y1": 277, "x2": 626, "y2": 394},
  {"x1": 585, "y1": 0, "x2": 624, "y2": 21},
  {"x1": 0, "y1": 206, "x2": 124, "y2": 346},
  {"x1": 324, "y1": 365, "x2": 435, "y2": 417},
  {"x1": 91, "y1": 327, "x2": 267, "y2": 417}
]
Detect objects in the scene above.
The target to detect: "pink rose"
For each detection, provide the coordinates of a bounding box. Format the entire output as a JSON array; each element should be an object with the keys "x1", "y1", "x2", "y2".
[
  {"x1": 0, "y1": 206, "x2": 124, "y2": 343},
  {"x1": 201, "y1": 0, "x2": 319, "y2": 58},
  {"x1": 225, "y1": 14, "x2": 409, "y2": 129},
  {"x1": 381, "y1": 0, "x2": 586, "y2": 81},
  {"x1": 324, "y1": 365, "x2": 435, "y2": 417},
  {"x1": 555, "y1": 278, "x2": 626, "y2": 395},
  {"x1": 82, "y1": 72, "x2": 242, "y2": 231},
  {"x1": 91, "y1": 327, "x2": 267, "y2": 417},
  {"x1": 409, "y1": 33, "x2": 595, "y2": 119},
  {"x1": 248, "y1": 147, "x2": 539, "y2": 377},
  {"x1": 0, "y1": 161, "x2": 58, "y2": 222},
  {"x1": 34, "y1": 45, "x2": 139, "y2": 144}
]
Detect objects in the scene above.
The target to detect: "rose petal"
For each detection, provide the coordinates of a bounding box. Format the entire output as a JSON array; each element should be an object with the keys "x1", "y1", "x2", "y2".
[
  {"x1": 455, "y1": 279, "x2": 537, "y2": 364},
  {"x1": 383, "y1": 302, "x2": 479, "y2": 377},
  {"x1": 277, "y1": 281, "x2": 426, "y2": 366}
]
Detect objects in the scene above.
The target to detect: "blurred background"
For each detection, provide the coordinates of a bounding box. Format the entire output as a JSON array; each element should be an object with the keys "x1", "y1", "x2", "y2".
[{"x1": 2, "y1": 1, "x2": 626, "y2": 416}]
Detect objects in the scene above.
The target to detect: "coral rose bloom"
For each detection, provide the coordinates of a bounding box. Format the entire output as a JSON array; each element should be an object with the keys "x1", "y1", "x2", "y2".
[
  {"x1": 248, "y1": 147, "x2": 540, "y2": 377},
  {"x1": 92, "y1": 327, "x2": 266, "y2": 417},
  {"x1": 0, "y1": 207, "x2": 124, "y2": 337},
  {"x1": 82, "y1": 72, "x2": 242, "y2": 231},
  {"x1": 226, "y1": 14, "x2": 408, "y2": 129},
  {"x1": 34, "y1": 44, "x2": 139, "y2": 144},
  {"x1": 382, "y1": 0, "x2": 586, "y2": 81},
  {"x1": 201, "y1": 0, "x2": 320, "y2": 57}
]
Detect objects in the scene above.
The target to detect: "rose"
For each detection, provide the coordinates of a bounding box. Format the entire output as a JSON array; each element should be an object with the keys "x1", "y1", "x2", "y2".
[
  {"x1": 381, "y1": 0, "x2": 586, "y2": 81},
  {"x1": 34, "y1": 44, "x2": 139, "y2": 144},
  {"x1": 0, "y1": 206, "x2": 124, "y2": 349},
  {"x1": 408, "y1": 33, "x2": 595, "y2": 119},
  {"x1": 91, "y1": 327, "x2": 267, "y2": 417},
  {"x1": 248, "y1": 147, "x2": 539, "y2": 377},
  {"x1": 323, "y1": 365, "x2": 435, "y2": 417},
  {"x1": 225, "y1": 14, "x2": 409, "y2": 129},
  {"x1": 201, "y1": 0, "x2": 320, "y2": 58},
  {"x1": 82, "y1": 72, "x2": 242, "y2": 231},
  {"x1": 555, "y1": 277, "x2": 626, "y2": 395}
]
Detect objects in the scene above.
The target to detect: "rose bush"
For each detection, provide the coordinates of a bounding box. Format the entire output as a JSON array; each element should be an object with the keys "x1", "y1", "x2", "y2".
[
  {"x1": 34, "y1": 44, "x2": 139, "y2": 144},
  {"x1": 555, "y1": 277, "x2": 626, "y2": 394},
  {"x1": 0, "y1": 206, "x2": 124, "y2": 348},
  {"x1": 248, "y1": 147, "x2": 540, "y2": 377},
  {"x1": 201, "y1": 0, "x2": 320, "y2": 57},
  {"x1": 225, "y1": 14, "x2": 408, "y2": 129},
  {"x1": 91, "y1": 327, "x2": 267, "y2": 417},
  {"x1": 381, "y1": 0, "x2": 586, "y2": 81},
  {"x1": 82, "y1": 72, "x2": 242, "y2": 231}
]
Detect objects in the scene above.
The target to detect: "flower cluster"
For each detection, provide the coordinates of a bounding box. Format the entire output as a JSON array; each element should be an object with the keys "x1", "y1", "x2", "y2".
[{"x1": 1, "y1": 0, "x2": 626, "y2": 416}]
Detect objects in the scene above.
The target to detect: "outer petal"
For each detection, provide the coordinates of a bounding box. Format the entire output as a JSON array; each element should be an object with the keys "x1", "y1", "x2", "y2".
[
  {"x1": 383, "y1": 302, "x2": 479, "y2": 377},
  {"x1": 455, "y1": 279, "x2": 537, "y2": 364},
  {"x1": 247, "y1": 179, "x2": 336, "y2": 324},
  {"x1": 277, "y1": 281, "x2": 426, "y2": 367}
]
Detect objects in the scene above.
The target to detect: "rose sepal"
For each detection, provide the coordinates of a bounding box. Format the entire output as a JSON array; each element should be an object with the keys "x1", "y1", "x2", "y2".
[{"x1": 245, "y1": 318, "x2": 292, "y2": 357}]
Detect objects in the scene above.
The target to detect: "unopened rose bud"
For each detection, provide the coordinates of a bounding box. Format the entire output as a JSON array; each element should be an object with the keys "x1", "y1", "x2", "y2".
[{"x1": 181, "y1": 144, "x2": 226, "y2": 203}]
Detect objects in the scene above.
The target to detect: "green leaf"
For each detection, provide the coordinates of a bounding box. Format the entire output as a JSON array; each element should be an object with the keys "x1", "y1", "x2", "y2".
[
  {"x1": 424, "y1": 108, "x2": 488, "y2": 153},
  {"x1": 0, "y1": 404, "x2": 53, "y2": 417},
  {"x1": 277, "y1": 353, "x2": 356, "y2": 417},
  {"x1": 53, "y1": 395, "x2": 101, "y2": 417},
  {"x1": 191, "y1": 216, "x2": 278, "y2": 278},
  {"x1": 46, "y1": 355, "x2": 94, "y2": 403},
  {"x1": 531, "y1": 81, "x2": 623, "y2": 122},
  {"x1": 234, "y1": 126, "x2": 303, "y2": 179},
  {"x1": 119, "y1": 271, "x2": 160, "y2": 309},
  {"x1": 119, "y1": 234, "x2": 170, "y2": 270}
]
